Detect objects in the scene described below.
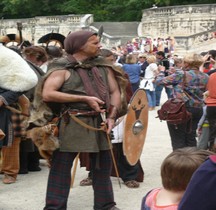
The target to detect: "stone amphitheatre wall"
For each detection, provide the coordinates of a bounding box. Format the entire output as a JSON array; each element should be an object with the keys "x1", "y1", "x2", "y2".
[
  {"x1": 138, "y1": 4, "x2": 216, "y2": 38},
  {"x1": 1, "y1": 4, "x2": 216, "y2": 53},
  {"x1": 0, "y1": 14, "x2": 94, "y2": 45},
  {"x1": 138, "y1": 4, "x2": 216, "y2": 54}
]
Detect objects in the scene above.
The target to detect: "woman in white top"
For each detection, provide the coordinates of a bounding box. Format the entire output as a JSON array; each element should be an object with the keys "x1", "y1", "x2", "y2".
[{"x1": 140, "y1": 55, "x2": 158, "y2": 110}]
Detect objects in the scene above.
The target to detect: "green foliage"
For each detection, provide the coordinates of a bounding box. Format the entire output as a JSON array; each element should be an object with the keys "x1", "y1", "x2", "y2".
[{"x1": 0, "y1": 0, "x2": 216, "y2": 21}]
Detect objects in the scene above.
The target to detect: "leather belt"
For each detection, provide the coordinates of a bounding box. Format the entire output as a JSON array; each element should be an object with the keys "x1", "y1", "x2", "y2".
[{"x1": 68, "y1": 109, "x2": 99, "y2": 117}]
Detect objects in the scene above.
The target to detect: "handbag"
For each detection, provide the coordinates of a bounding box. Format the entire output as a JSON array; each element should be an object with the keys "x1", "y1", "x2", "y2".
[
  {"x1": 157, "y1": 70, "x2": 192, "y2": 127},
  {"x1": 157, "y1": 98, "x2": 191, "y2": 126}
]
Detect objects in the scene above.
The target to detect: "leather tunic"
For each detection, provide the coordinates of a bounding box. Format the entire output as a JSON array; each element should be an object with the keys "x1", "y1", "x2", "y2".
[{"x1": 56, "y1": 58, "x2": 111, "y2": 152}]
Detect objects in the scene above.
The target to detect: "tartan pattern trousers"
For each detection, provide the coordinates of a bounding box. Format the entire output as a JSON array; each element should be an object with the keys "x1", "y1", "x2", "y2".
[{"x1": 44, "y1": 150, "x2": 116, "y2": 210}]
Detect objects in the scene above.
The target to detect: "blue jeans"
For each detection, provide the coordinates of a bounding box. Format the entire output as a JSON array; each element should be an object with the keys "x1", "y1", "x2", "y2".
[
  {"x1": 145, "y1": 90, "x2": 156, "y2": 107},
  {"x1": 155, "y1": 85, "x2": 172, "y2": 106}
]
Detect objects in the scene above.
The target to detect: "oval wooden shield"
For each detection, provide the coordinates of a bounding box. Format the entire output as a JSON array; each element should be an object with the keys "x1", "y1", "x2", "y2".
[{"x1": 123, "y1": 88, "x2": 148, "y2": 166}]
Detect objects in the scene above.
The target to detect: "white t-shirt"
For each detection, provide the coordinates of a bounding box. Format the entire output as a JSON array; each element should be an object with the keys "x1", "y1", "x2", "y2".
[{"x1": 140, "y1": 63, "x2": 158, "y2": 91}]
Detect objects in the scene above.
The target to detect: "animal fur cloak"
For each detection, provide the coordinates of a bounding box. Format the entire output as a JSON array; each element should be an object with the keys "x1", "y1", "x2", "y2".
[
  {"x1": 0, "y1": 44, "x2": 38, "y2": 147},
  {"x1": 28, "y1": 56, "x2": 128, "y2": 127},
  {"x1": 0, "y1": 44, "x2": 38, "y2": 92}
]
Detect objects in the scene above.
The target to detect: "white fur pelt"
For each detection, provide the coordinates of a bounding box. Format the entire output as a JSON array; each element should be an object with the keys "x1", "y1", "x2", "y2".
[{"x1": 0, "y1": 44, "x2": 38, "y2": 92}]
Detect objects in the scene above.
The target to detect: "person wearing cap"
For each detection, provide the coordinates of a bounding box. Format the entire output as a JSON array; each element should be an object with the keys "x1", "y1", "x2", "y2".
[{"x1": 41, "y1": 31, "x2": 127, "y2": 210}]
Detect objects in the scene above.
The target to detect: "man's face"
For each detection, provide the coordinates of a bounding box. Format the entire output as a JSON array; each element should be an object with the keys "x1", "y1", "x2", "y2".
[
  {"x1": 156, "y1": 54, "x2": 162, "y2": 60},
  {"x1": 139, "y1": 56, "x2": 146, "y2": 62},
  {"x1": 81, "y1": 35, "x2": 101, "y2": 57}
]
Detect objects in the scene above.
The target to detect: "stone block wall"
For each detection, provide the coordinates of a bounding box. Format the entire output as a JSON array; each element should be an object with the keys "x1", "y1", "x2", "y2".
[
  {"x1": 139, "y1": 4, "x2": 216, "y2": 38},
  {"x1": 0, "y1": 14, "x2": 94, "y2": 45}
]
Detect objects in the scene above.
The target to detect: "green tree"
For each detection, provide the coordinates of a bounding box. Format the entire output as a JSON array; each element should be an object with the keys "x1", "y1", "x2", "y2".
[
  {"x1": 155, "y1": 0, "x2": 216, "y2": 6},
  {"x1": 0, "y1": 0, "x2": 64, "y2": 18},
  {"x1": 1, "y1": 0, "x2": 216, "y2": 21}
]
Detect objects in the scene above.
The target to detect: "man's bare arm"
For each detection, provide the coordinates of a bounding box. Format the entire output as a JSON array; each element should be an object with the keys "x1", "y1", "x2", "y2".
[
  {"x1": 107, "y1": 68, "x2": 121, "y2": 110},
  {"x1": 106, "y1": 68, "x2": 121, "y2": 133},
  {"x1": 42, "y1": 70, "x2": 105, "y2": 112}
]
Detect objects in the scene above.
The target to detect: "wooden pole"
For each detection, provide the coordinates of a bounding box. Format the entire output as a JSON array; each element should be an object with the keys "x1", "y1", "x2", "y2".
[{"x1": 70, "y1": 152, "x2": 80, "y2": 188}]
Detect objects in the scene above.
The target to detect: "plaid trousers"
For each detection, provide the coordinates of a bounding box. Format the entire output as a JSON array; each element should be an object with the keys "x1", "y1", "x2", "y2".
[{"x1": 44, "y1": 150, "x2": 116, "y2": 210}]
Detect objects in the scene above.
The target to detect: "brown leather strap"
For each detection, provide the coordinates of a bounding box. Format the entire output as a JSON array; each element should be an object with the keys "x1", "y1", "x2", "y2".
[
  {"x1": 69, "y1": 113, "x2": 105, "y2": 131},
  {"x1": 69, "y1": 112, "x2": 121, "y2": 188},
  {"x1": 68, "y1": 110, "x2": 99, "y2": 116}
]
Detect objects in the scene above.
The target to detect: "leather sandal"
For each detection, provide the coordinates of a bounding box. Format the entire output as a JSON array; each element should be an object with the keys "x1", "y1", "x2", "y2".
[
  {"x1": 124, "y1": 180, "x2": 140, "y2": 188},
  {"x1": 79, "y1": 177, "x2": 92, "y2": 186},
  {"x1": 3, "y1": 174, "x2": 16, "y2": 184},
  {"x1": 108, "y1": 206, "x2": 120, "y2": 210}
]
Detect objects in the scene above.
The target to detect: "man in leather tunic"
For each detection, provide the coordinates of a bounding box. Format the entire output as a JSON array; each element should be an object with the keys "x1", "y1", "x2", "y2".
[{"x1": 42, "y1": 31, "x2": 122, "y2": 210}]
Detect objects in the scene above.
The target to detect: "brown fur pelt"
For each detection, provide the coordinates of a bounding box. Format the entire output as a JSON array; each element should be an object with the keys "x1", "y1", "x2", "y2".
[
  {"x1": 26, "y1": 56, "x2": 129, "y2": 166},
  {"x1": 28, "y1": 56, "x2": 128, "y2": 129},
  {"x1": 27, "y1": 75, "x2": 54, "y2": 127},
  {"x1": 27, "y1": 124, "x2": 59, "y2": 162}
]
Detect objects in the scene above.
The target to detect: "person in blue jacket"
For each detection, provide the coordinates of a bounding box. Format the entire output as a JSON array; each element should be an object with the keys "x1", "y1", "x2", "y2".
[{"x1": 178, "y1": 154, "x2": 216, "y2": 210}]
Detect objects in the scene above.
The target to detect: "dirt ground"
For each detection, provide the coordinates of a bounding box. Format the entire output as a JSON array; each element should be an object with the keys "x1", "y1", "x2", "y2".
[{"x1": 0, "y1": 91, "x2": 172, "y2": 210}]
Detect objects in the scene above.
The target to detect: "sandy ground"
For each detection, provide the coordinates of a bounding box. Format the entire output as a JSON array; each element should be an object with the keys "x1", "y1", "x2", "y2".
[{"x1": 0, "y1": 91, "x2": 172, "y2": 210}]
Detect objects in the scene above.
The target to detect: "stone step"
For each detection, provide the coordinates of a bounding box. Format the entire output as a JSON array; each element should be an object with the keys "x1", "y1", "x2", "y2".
[
  {"x1": 175, "y1": 38, "x2": 216, "y2": 55},
  {"x1": 91, "y1": 22, "x2": 139, "y2": 37}
]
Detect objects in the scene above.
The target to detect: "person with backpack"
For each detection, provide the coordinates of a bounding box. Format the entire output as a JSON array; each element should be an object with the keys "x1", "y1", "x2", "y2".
[{"x1": 156, "y1": 53, "x2": 209, "y2": 150}]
